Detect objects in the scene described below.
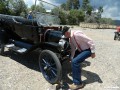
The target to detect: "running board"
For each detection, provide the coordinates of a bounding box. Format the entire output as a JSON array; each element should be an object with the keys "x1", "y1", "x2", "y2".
[
  {"x1": 9, "y1": 46, "x2": 27, "y2": 53},
  {"x1": 6, "y1": 44, "x2": 27, "y2": 53},
  {"x1": 6, "y1": 44, "x2": 14, "y2": 48},
  {"x1": 6, "y1": 40, "x2": 36, "y2": 54}
]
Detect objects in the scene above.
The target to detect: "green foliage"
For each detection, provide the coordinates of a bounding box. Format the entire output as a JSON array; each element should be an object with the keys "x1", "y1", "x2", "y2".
[
  {"x1": 98, "y1": 6, "x2": 103, "y2": 14},
  {"x1": 100, "y1": 18, "x2": 114, "y2": 25},
  {"x1": 10, "y1": 0, "x2": 28, "y2": 16},
  {"x1": 0, "y1": 0, "x2": 11, "y2": 14},
  {"x1": 0, "y1": 2, "x2": 5, "y2": 13},
  {"x1": 59, "y1": 11, "x2": 67, "y2": 25},
  {"x1": 51, "y1": 7, "x2": 60, "y2": 16},
  {"x1": 0, "y1": 0, "x2": 27, "y2": 17},
  {"x1": 51, "y1": 8, "x2": 67, "y2": 25},
  {"x1": 61, "y1": 0, "x2": 80, "y2": 10},
  {"x1": 82, "y1": 0, "x2": 90, "y2": 11},
  {"x1": 82, "y1": 0, "x2": 104, "y2": 24},
  {"x1": 68, "y1": 9, "x2": 84, "y2": 25},
  {"x1": 51, "y1": 8, "x2": 85, "y2": 25},
  {"x1": 94, "y1": 6, "x2": 104, "y2": 24},
  {"x1": 61, "y1": 3, "x2": 66, "y2": 10},
  {"x1": 73, "y1": 0, "x2": 80, "y2": 9},
  {"x1": 86, "y1": 5, "x2": 93, "y2": 15},
  {"x1": 82, "y1": 0, "x2": 93, "y2": 15},
  {"x1": 66, "y1": 0, "x2": 72, "y2": 10},
  {"x1": 30, "y1": 2, "x2": 46, "y2": 13},
  {"x1": 0, "y1": 0, "x2": 104, "y2": 25}
]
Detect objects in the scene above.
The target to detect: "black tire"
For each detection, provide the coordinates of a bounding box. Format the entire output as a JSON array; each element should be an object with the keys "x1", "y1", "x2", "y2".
[
  {"x1": 118, "y1": 35, "x2": 120, "y2": 41},
  {"x1": 114, "y1": 32, "x2": 118, "y2": 40},
  {"x1": 39, "y1": 50, "x2": 62, "y2": 84},
  {"x1": 0, "y1": 40, "x2": 5, "y2": 55},
  {"x1": 114, "y1": 34, "x2": 117, "y2": 40}
]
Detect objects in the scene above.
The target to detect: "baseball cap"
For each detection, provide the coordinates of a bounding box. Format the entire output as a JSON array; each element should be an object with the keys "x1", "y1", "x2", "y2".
[{"x1": 62, "y1": 26, "x2": 70, "y2": 35}]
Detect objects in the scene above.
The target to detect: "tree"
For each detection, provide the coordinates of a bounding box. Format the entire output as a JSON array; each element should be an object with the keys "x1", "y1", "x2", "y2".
[
  {"x1": 73, "y1": 0, "x2": 80, "y2": 9},
  {"x1": 0, "y1": 1, "x2": 5, "y2": 14},
  {"x1": 0, "y1": 0, "x2": 27, "y2": 16},
  {"x1": 31, "y1": 5, "x2": 46, "y2": 13},
  {"x1": 94, "y1": 6, "x2": 103, "y2": 27},
  {"x1": 60, "y1": 3, "x2": 66, "y2": 10},
  {"x1": 51, "y1": 7, "x2": 60, "y2": 16},
  {"x1": 65, "y1": 0, "x2": 80, "y2": 10},
  {"x1": 100, "y1": 18, "x2": 114, "y2": 25},
  {"x1": 9, "y1": 0, "x2": 28, "y2": 16},
  {"x1": 86, "y1": 5, "x2": 92, "y2": 15},
  {"x1": 84, "y1": 6, "x2": 104, "y2": 25},
  {"x1": 51, "y1": 7, "x2": 67, "y2": 25},
  {"x1": 82, "y1": 0, "x2": 94, "y2": 24},
  {"x1": 97, "y1": 6, "x2": 103, "y2": 18},
  {"x1": 0, "y1": 0, "x2": 11, "y2": 14},
  {"x1": 68, "y1": 9, "x2": 85, "y2": 25},
  {"x1": 66, "y1": 0, "x2": 72, "y2": 10},
  {"x1": 98, "y1": 6, "x2": 103, "y2": 14},
  {"x1": 30, "y1": 2, "x2": 46, "y2": 13},
  {"x1": 82, "y1": 0, "x2": 93, "y2": 16},
  {"x1": 82, "y1": 0, "x2": 90, "y2": 11}
]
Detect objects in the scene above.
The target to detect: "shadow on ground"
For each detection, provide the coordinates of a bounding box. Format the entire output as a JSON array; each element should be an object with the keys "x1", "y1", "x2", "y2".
[
  {"x1": 3, "y1": 51, "x2": 103, "y2": 90},
  {"x1": 3, "y1": 50, "x2": 40, "y2": 72},
  {"x1": 61, "y1": 60, "x2": 103, "y2": 89}
]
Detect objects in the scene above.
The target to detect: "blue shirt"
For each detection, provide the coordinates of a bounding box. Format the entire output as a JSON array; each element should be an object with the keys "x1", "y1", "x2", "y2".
[{"x1": 27, "y1": 14, "x2": 33, "y2": 19}]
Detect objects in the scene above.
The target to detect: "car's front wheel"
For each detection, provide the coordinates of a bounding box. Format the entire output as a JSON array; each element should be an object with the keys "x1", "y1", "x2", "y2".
[{"x1": 39, "y1": 50, "x2": 62, "y2": 84}]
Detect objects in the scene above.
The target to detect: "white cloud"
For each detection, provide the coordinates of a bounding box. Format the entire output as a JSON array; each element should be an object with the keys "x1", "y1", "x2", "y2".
[
  {"x1": 90, "y1": 0, "x2": 120, "y2": 20},
  {"x1": 102, "y1": 2, "x2": 120, "y2": 20},
  {"x1": 24, "y1": 0, "x2": 35, "y2": 7}
]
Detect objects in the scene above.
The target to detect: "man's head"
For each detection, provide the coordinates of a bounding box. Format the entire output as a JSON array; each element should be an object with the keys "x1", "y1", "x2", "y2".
[{"x1": 62, "y1": 26, "x2": 71, "y2": 38}]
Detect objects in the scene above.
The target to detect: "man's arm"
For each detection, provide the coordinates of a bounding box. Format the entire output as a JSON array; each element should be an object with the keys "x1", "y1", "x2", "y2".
[{"x1": 70, "y1": 39, "x2": 76, "y2": 60}]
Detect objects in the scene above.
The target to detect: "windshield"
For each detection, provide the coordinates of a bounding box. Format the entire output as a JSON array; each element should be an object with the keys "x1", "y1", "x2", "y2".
[{"x1": 35, "y1": 12, "x2": 60, "y2": 26}]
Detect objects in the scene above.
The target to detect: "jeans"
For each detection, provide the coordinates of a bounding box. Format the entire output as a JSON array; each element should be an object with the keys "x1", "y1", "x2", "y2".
[{"x1": 72, "y1": 49, "x2": 91, "y2": 85}]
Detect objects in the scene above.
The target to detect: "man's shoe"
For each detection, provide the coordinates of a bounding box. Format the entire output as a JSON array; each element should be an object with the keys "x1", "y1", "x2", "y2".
[{"x1": 69, "y1": 83, "x2": 85, "y2": 90}]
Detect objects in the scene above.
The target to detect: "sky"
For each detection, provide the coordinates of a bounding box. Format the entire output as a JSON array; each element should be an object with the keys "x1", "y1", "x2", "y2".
[{"x1": 24, "y1": 0, "x2": 120, "y2": 20}]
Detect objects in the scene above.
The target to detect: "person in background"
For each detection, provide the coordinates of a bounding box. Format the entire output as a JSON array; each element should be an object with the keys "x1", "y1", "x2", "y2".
[
  {"x1": 63, "y1": 26, "x2": 96, "y2": 90},
  {"x1": 27, "y1": 11, "x2": 33, "y2": 19}
]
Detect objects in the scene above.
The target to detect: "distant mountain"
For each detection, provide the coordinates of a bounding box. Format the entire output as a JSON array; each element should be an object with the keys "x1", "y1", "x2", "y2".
[{"x1": 113, "y1": 20, "x2": 120, "y2": 26}]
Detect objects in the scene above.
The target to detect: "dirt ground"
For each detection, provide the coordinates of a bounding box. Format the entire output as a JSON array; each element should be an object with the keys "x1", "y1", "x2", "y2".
[{"x1": 0, "y1": 27, "x2": 120, "y2": 90}]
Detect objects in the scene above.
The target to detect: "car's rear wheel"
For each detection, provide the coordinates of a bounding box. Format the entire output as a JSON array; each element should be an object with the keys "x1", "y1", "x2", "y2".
[
  {"x1": 0, "y1": 40, "x2": 4, "y2": 55},
  {"x1": 39, "y1": 50, "x2": 62, "y2": 84}
]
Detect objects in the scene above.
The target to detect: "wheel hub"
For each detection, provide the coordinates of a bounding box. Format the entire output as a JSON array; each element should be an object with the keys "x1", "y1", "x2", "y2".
[{"x1": 44, "y1": 64, "x2": 51, "y2": 71}]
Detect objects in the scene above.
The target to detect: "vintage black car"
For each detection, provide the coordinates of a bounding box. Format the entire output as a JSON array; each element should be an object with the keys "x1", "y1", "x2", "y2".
[{"x1": 0, "y1": 13, "x2": 70, "y2": 84}]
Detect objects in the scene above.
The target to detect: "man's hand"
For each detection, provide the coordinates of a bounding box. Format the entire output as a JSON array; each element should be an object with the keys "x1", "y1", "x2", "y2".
[
  {"x1": 91, "y1": 53, "x2": 96, "y2": 58},
  {"x1": 67, "y1": 58, "x2": 72, "y2": 62}
]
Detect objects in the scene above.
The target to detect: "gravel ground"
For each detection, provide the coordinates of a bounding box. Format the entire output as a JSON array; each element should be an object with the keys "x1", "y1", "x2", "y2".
[{"x1": 0, "y1": 27, "x2": 120, "y2": 90}]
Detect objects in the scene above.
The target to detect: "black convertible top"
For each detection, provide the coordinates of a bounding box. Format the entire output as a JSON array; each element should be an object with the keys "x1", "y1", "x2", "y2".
[{"x1": 0, "y1": 14, "x2": 38, "y2": 26}]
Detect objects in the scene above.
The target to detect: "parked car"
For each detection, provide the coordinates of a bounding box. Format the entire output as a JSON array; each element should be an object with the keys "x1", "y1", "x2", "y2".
[
  {"x1": 114, "y1": 26, "x2": 120, "y2": 40},
  {"x1": 0, "y1": 14, "x2": 70, "y2": 84}
]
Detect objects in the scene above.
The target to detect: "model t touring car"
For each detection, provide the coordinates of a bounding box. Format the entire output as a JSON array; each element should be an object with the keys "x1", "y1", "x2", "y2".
[{"x1": 0, "y1": 13, "x2": 70, "y2": 84}]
